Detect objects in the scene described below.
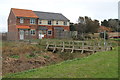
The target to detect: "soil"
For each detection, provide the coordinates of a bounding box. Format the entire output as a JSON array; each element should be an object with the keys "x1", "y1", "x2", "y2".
[
  {"x1": 2, "y1": 52, "x2": 64, "y2": 75},
  {"x1": 2, "y1": 41, "x2": 92, "y2": 76},
  {"x1": 2, "y1": 52, "x2": 91, "y2": 76}
]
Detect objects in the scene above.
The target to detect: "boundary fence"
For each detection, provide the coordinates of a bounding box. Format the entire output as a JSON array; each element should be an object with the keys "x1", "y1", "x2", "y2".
[{"x1": 46, "y1": 41, "x2": 112, "y2": 53}]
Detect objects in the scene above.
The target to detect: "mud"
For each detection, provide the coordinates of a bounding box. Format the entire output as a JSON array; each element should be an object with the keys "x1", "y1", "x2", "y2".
[{"x1": 2, "y1": 52, "x2": 63, "y2": 75}]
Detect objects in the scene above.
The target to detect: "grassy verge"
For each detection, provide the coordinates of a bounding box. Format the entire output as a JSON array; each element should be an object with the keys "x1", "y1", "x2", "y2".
[{"x1": 4, "y1": 46, "x2": 119, "y2": 78}]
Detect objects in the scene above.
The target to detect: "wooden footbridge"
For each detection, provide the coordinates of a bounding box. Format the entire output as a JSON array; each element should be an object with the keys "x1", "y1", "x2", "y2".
[{"x1": 46, "y1": 41, "x2": 112, "y2": 53}]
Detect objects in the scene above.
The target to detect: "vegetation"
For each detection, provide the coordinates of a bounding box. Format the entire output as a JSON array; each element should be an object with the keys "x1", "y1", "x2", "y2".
[
  {"x1": 70, "y1": 16, "x2": 99, "y2": 33},
  {"x1": 101, "y1": 19, "x2": 120, "y2": 32},
  {"x1": 10, "y1": 55, "x2": 20, "y2": 59},
  {"x1": 0, "y1": 41, "x2": 2, "y2": 46},
  {"x1": 70, "y1": 17, "x2": 119, "y2": 38},
  {"x1": 4, "y1": 46, "x2": 118, "y2": 78}
]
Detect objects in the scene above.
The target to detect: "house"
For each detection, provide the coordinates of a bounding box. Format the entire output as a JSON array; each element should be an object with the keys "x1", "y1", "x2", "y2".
[
  {"x1": 34, "y1": 11, "x2": 70, "y2": 38},
  {"x1": 8, "y1": 8, "x2": 70, "y2": 40},
  {"x1": 98, "y1": 26, "x2": 112, "y2": 32}
]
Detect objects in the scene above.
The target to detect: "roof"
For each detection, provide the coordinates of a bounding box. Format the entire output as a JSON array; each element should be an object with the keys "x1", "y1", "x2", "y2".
[
  {"x1": 34, "y1": 11, "x2": 69, "y2": 21},
  {"x1": 98, "y1": 26, "x2": 112, "y2": 32},
  {"x1": 12, "y1": 8, "x2": 38, "y2": 18},
  {"x1": 16, "y1": 25, "x2": 30, "y2": 29}
]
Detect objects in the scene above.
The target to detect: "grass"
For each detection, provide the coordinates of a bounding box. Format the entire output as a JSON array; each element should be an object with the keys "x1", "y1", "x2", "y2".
[
  {"x1": 10, "y1": 55, "x2": 20, "y2": 59},
  {"x1": 43, "y1": 55, "x2": 50, "y2": 59},
  {"x1": 110, "y1": 38, "x2": 120, "y2": 41},
  {"x1": 4, "y1": 46, "x2": 119, "y2": 78},
  {"x1": 0, "y1": 41, "x2": 2, "y2": 46}
]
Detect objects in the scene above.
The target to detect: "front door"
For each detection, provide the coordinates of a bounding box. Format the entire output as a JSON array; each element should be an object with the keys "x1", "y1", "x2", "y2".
[
  {"x1": 20, "y1": 30, "x2": 24, "y2": 40},
  {"x1": 38, "y1": 31, "x2": 44, "y2": 39}
]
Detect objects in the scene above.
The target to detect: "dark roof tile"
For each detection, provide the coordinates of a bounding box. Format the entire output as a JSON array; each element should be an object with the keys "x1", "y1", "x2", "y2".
[{"x1": 34, "y1": 11, "x2": 69, "y2": 21}]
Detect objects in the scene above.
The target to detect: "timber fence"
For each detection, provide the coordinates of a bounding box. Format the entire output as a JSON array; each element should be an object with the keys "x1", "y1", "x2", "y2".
[{"x1": 46, "y1": 41, "x2": 112, "y2": 53}]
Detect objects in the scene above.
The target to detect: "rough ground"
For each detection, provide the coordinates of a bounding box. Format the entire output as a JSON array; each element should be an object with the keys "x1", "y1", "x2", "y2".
[
  {"x1": 2, "y1": 41, "x2": 91, "y2": 76},
  {"x1": 2, "y1": 52, "x2": 63, "y2": 75}
]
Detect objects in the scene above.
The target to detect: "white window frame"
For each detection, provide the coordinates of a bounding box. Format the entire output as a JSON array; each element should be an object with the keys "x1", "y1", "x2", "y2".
[
  {"x1": 56, "y1": 21, "x2": 58, "y2": 25},
  {"x1": 30, "y1": 18, "x2": 36, "y2": 24},
  {"x1": 39, "y1": 20, "x2": 42, "y2": 24},
  {"x1": 20, "y1": 18, "x2": 24, "y2": 23},
  {"x1": 30, "y1": 30, "x2": 36, "y2": 35},
  {"x1": 48, "y1": 20, "x2": 52, "y2": 25},
  {"x1": 47, "y1": 30, "x2": 52, "y2": 35},
  {"x1": 64, "y1": 21, "x2": 67, "y2": 25}
]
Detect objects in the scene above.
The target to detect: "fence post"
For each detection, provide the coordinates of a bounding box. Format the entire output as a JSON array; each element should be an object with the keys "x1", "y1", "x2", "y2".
[
  {"x1": 93, "y1": 42, "x2": 95, "y2": 53},
  {"x1": 69, "y1": 41, "x2": 71, "y2": 47},
  {"x1": 61, "y1": 42, "x2": 65, "y2": 52},
  {"x1": 81, "y1": 41, "x2": 84, "y2": 54},
  {"x1": 71, "y1": 41, "x2": 74, "y2": 53},
  {"x1": 53, "y1": 42, "x2": 56, "y2": 52},
  {"x1": 46, "y1": 42, "x2": 49, "y2": 50}
]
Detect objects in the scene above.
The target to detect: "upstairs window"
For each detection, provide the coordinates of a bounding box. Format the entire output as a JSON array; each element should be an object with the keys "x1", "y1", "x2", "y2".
[
  {"x1": 48, "y1": 20, "x2": 52, "y2": 25},
  {"x1": 64, "y1": 21, "x2": 67, "y2": 25},
  {"x1": 39, "y1": 20, "x2": 42, "y2": 24},
  {"x1": 56, "y1": 21, "x2": 58, "y2": 25},
  {"x1": 30, "y1": 18, "x2": 36, "y2": 24},
  {"x1": 20, "y1": 18, "x2": 24, "y2": 23}
]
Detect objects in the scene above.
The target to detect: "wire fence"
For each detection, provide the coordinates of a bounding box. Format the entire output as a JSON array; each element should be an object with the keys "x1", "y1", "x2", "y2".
[
  {"x1": 1, "y1": 31, "x2": 78, "y2": 41},
  {"x1": 1, "y1": 32, "x2": 33, "y2": 41},
  {"x1": 1, "y1": 31, "x2": 119, "y2": 41},
  {"x1": 54, "y1": 31, "x2": 77, "y2": 39}
]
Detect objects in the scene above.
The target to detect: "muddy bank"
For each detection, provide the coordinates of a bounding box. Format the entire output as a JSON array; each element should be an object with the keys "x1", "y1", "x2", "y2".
[
  {"x1": 2, "y1": 52, "x2": 92, "y2": 76},
  {"x1": 2, "y1": 41, "x2": 92, "y2": 75},
  {"x1": 2, "y1": 52, "x2": 63, "y2": 75}
]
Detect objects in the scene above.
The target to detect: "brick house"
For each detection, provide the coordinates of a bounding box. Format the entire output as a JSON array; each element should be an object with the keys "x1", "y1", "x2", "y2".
[
  {"x1": 98, "y1": 26, "x2": 112, "y2": 32},
  {"x1": 8, "y1": 8, "x2": 70, "y2": 40}
]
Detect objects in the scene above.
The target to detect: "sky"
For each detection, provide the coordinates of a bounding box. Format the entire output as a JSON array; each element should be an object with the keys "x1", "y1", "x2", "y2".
[{"x1": 0, "y1": 0, "x2": 119, "y2": 32}]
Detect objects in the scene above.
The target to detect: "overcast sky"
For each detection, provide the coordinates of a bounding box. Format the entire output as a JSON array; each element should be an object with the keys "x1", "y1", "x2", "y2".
[{"x1": 0, "y1": 0, "x2": 119, "y2": 32}]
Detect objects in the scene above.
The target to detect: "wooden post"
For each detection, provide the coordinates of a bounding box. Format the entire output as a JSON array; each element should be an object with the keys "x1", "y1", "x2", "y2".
[
  {"x1": 53, "y1": 43, "x2": 56, "y2": 53},
  {"x1": 69, "y1": 41, "x2": 71, "y2": 47},
  {"x1": 93, "y1": 42, "x2": 95, "y2": 54},
  {"x1": 109, "y1": 42, "x2": 112, "y2": 50},
  {"x1": 104, "y1": 42, "x2": 107, "y2": 51},
  {"x1": 46, "y1": 42, "x2": 49, "y2": 50},
  {"x1": 81, "y1": 41, "x2": 84, "y2": 54},
  {"x1": 98, "y1": 42, "x2": 101, "y2": 51},
  {"x1": 61, "y1": 42, "x2": 65, "y2": 52},
  {"x1": 71, "y1": 41, "x2": 74, "y2": 53}
]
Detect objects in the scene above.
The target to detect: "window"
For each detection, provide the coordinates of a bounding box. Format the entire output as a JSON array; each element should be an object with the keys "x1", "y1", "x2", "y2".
[
  {"x1": 30, "y1": 18, "x2": 36, "y2": 24},
  {"x1": 48, "y1": 20, "x2": 52, "y2": 25},
  {"x1": 20, "y1": 18, "x2": 24, "y2": 23},
  {"x1": 64, "y1": 21, "x2": 67, "y2": 25},
  {"x1": 30, "y1": 30, "x2": 36, "y2": 35},
  {"x1": 39, "y1": 20, "x2": 42, "y2": 24},
  {"x1": 56, "y1": 21, "x2": 58, "y2": 25},
  {"x1": 47, "y1": 30, "x2": 52, "y2": 35}
]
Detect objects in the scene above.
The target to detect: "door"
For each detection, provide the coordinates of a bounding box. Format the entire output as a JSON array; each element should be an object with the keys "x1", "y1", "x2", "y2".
[
  {"x1": 38, "y1": 31, "x2": 44, "y2": 39},
  {"x1": 20, "y1": 30, "x2": 24, "y2": 40}
]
